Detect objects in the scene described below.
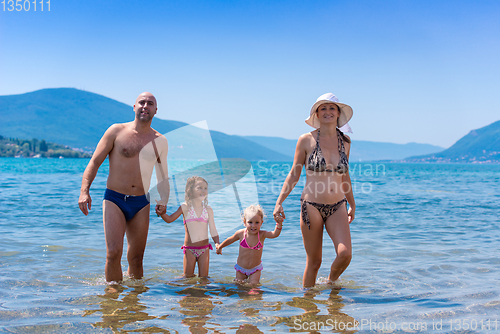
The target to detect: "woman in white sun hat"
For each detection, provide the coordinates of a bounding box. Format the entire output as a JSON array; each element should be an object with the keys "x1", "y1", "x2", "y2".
[{"x1": 273, "y1": 93, "x2": 356, "y2": 287}]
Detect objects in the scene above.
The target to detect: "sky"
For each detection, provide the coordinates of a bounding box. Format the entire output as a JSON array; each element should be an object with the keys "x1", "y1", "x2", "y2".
[{"x1": 1, "y1": 0, "x2": 499, "y2": 148}]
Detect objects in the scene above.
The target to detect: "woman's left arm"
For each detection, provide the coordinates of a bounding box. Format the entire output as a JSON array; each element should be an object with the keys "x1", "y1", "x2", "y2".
[
  {"x1": 263, "y1": 220, "x2": 282, "y2": 239},
  {"x1": 342, "y1": 137, "x2": 356, "y2": 223}
]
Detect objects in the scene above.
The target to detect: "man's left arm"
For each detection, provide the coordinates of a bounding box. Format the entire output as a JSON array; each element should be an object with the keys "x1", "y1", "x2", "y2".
[{"x1": 154, "y1": 135, "x2": 170, "y2": 206}]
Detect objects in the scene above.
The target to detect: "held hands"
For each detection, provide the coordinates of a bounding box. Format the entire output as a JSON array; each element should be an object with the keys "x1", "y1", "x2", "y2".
[
  {"x1": 78, "y1": 192, "x2": 92, "y2": 216},
  {"x1": 273, "y1": 203, "x2": 285, "y2": 224},
  {"x1": 347, "y1": 206, "x2": 355, "y2": 224},
  {"x1": 216, "y1": 243, "x2": 222, "y2": 255},
  {"x1": 155, "y1": 200, "x2": 166, "y2": 217}
]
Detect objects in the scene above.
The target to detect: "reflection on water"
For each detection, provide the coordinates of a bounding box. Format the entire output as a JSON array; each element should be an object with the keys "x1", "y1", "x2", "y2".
[
  {"x1": 83, "y1": 283, "x2": 160, "y2": 333},
  {"x1": 177, "y1": 284, "x2": 219, "y2": 333},
  {"x1": 175, "y1": 281, "x2": 268, "y2": 333},
  {"x1": 276, "y1": 287, "x2": 358, "y2": 333},
  {"x1": 79, "y1": 279, "x2": 357, "y2": 333},
  {"x1": 236, "y1": 323, "x2": 263, "y2": 333}
]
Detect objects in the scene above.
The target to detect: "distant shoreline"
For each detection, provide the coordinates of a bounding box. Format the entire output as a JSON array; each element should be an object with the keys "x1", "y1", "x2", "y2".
[{"x1": 1, "y1": 156, "x2": 499, "y2": 165}]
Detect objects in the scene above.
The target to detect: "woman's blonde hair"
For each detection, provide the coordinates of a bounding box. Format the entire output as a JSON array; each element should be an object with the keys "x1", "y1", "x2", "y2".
[
  {"x1": 184, "y1": 176, "x2": 208, "y2": 206},
  {"x1": 242, "y1": 204, "x2": 265, "y2": 223}
]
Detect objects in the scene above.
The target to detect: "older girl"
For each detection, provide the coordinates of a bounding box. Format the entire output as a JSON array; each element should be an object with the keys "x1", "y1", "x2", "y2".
[{"x1": 156, "y1": 176, "x2": 219, "y2": 278}]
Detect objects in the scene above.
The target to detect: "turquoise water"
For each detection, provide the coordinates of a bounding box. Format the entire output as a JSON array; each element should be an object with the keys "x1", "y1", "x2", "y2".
[{"x1": 1, "y1": 158, "x2": 500, "y2": 333}]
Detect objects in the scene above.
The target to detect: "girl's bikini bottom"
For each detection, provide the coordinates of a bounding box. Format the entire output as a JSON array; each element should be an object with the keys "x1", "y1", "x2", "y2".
[
  {"x1": 181, "y1": 244, "x2": 213, "y2": 259},
  {"x1": 234, "y1": 262, "x2": 263, "y2": 276}
]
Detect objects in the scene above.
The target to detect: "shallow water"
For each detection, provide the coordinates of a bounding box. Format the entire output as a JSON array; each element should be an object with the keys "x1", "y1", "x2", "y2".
[{"x1": 1, "y1": 158, "x2": 500, "y2": 333}]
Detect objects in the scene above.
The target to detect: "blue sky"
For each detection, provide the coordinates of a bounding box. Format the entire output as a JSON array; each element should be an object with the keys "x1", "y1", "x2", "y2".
[{"x1": 1, "y1": 0, "x2": 499, "y2": 147}]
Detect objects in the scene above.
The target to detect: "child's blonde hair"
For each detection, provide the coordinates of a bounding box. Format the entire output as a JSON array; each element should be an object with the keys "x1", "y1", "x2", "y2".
[
  {"x1": 185, "y1": 176, "x2": 208, "y2": 206},
  {"x1": 242, "y1": 204, "x2": 265, "y2": 223}
]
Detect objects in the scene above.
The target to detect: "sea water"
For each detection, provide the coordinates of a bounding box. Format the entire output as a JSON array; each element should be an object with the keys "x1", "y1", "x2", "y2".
[{"x1": 1, "y1": 158, "x2": 499, "y2": 333}]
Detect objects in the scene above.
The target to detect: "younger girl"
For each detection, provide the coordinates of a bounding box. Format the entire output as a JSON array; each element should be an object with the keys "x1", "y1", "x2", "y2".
[
  {"x1": 216, "y1": 205, "x2": 282, "y2": 284},
  {"x1": 156, "y1": 176, "x2": 220, "y2": 278}
]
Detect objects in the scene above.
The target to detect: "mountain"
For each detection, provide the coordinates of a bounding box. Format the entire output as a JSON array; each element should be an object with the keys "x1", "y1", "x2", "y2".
[
  {"x1": 403, "y1": 120, "x2": 500, "y2": 163},
  {"x1": 10, "y1": 88, "x2": 492, "y2": 163},
  {"x1": 1, "y1": 88, "x2": 145, "y2": 151},
  {"x1": 243, "y1": 136, "x2": 295, "y2": 159},
  {"x1": 0, "y1": 88, "x2": 291, "y2": 161},
  {"x1": 243, "y1": 136, "x2": 445, "y2": 162}
]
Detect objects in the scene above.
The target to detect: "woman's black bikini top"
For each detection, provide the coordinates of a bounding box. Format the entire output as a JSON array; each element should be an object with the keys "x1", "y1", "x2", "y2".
[{"x1": 306, "y1": 128, "x2": 349, "y2": 174}]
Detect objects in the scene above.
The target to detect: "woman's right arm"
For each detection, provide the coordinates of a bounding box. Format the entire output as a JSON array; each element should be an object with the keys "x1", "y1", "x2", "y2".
[{"x1": 273, "y1": 134, "x2": 308, "y2": 220}]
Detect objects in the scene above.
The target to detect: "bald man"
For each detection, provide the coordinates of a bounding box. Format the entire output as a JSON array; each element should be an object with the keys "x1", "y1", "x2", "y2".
[{"x1": 79, "y1": 92, "x2": 169, "y2": 282}]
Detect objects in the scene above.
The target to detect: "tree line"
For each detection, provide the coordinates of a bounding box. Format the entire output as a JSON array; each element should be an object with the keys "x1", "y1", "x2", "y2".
[{"x1": 0, "y1": 135, "x2": 92, "y2": 158}]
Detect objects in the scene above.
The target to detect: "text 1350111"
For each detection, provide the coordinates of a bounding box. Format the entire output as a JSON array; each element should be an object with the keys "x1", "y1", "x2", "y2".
[{"x1": 2, "y1": 0, "x2": 50, "y2": 11}]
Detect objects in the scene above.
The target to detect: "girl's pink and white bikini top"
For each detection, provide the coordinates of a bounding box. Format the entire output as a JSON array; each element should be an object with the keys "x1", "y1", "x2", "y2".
[
  {"x1": 183, "y1": 204, "x2": 209, "y2": 225},
  {"x1": 240, "y1": 230, "x2": 263, "y2": 250}
]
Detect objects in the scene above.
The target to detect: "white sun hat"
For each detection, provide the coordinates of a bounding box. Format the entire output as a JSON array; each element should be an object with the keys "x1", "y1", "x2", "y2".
[{"x1": 305, "y1": 93, "x2": 353, "y2": 129}]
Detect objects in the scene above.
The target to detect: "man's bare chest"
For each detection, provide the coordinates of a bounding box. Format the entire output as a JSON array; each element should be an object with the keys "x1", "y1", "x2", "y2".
[{"x1": 114, "y1": 132, "x2": 154, "y2": 159}]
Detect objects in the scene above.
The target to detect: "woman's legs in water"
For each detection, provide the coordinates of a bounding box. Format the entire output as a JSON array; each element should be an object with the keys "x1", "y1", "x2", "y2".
[
  {"x1": 324, "y1": 204, "x2": 352, "y2": 282},
  {"x1": 300, "y1": 203, "x2": 324, "y2": 287}
]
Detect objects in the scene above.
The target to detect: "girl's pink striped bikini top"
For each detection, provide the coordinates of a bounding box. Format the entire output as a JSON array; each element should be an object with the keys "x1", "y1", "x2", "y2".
[{"x1": 183, "y1": 204, "x2": 208, "y2": 224}]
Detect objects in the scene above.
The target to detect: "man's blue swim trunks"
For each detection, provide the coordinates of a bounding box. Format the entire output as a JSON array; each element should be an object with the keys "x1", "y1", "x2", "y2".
[{"x1": 104, "y1": 188, "x2": 150, "y2": 221}]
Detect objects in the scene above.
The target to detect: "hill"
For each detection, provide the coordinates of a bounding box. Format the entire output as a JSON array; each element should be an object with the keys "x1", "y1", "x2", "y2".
[
  {"x1": 5, "y1": 88, "x2": 476, "y2": 162},
  {"x1": 403, "y1": 120, "x2": 500, "y2": 163},
  {"x1": 243, "y1": 136, "x2": 445, "y2": 162},
  {"x1": 0, "y1": 88, "x2": 290, "y2": 161}
]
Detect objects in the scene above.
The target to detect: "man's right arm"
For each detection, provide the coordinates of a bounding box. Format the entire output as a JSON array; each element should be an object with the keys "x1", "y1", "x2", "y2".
[{"x1": 78, "y1": 124, "x2": 120, "y2": 215}]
